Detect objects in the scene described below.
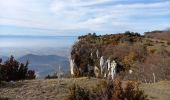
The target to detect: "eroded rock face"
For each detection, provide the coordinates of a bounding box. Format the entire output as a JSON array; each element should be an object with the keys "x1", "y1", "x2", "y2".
[
  {"x1": 96, "y1": 49, "x2": 99, "y2": 58},
  {"x1": 100, "y1": 56, "x2": 104, "y2": 74},
  {"x1": 110, "y1": 60, "x2": 117, "y2": 79},
  {"x1": 70, "y1": 52, "x2": 117, "y2": 79},
  {"x1": 101, "y1": 59, "x2": 117, "y2": 79},
  {"x1": 70, "y1": 58, "x2": 75, "y2": 75},
  {"x1": 98, "y1": 57, "x2": 117, "y2": 79},
  {"x1": 107, "y1": 59, "x2": 111, "y2": 78},
  {"x1": 94, "y1": 66, "x2": 99, "y2": 77}
]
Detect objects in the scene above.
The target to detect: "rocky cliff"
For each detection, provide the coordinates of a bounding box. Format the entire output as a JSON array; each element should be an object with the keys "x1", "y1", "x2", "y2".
[{"x1": 70, "y1": 32, "x2": 170, "y2": 82}]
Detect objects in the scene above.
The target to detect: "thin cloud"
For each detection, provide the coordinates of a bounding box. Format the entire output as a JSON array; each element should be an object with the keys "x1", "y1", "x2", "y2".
[{"x1": 0, "y1": 0, "x2": 170, "y2": 35}]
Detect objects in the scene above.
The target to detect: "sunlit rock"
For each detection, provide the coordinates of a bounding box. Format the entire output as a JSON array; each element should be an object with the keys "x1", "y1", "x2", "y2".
[
  {"x1": 94, "y1": 66, "x2": 99, "y2": 77},
  {"x1": 100, "y1": 56, "x2": 104, "y2": 74},
  {"x1": 96, "y1": 49, "x2": 99, "y2": 58},
  {"x1": 103, "y1": 62, "x2": 108, "y2": 78},
  {"x1": 70, "y1": 58, "x2": 75, "y2": 75},
  {"x1": 129, "y1": 69, "x2": 133, "y2": 74},
  {"x1": 107, "y1": 59, "x2": 111, "y2": 78},
  {"x1": 110, "y1": 60, "x2": 117, "y2": 79},
  {"x1": 90, "y1": 52, "x2": 93, "y2": 58}
]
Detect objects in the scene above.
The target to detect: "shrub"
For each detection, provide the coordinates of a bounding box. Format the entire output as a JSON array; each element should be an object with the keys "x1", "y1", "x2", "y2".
[
  {"x1": 45, "y1": 74, "x2": 58, "y2": 79},
  {"x1": 0, "y1": 97, "x2": 9, "y2": 100},
  {"x1": 0, "y1": 56, "x2": 36, "y2": 81},
  {"x1": 123, "y1": 52, "x2": 136, "y2": 66},
  {"x1": 90, "y1": 80, "x2": 113, "y2": 100},
  {"x1": 124, "y1": 81, "x2": 148, "y2": 100},
  {"x1": 167, "y1": 41, "x2": 170, "y2": 45},
  {"x1": 112, "y1": 80, "x2": 123, "y2": 100},
  {"x1": 67, "y1": 84, "x2": 90, "y2": 100},
  {"x1": 67, "y1": 80, "x2": 148, "y2": 100},
  {"x1": 149, "y1": 49, "x2": 156, "y2": 54}
]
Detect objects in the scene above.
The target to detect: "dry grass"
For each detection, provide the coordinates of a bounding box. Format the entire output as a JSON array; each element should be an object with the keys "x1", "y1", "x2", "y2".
[
  {"x1": 143, "y1": 38, "x2": 170, "y2": 51},
  {"x1": 0, "y1": 78, "x2": 170, "y2": 100}
]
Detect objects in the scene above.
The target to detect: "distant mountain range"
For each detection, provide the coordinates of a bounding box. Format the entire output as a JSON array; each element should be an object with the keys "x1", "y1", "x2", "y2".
[
  {"x1": 18, "y1": 54, "x2": 68, "y2": 64},
  {"x1": 0, "y1": 54, "x2": 70, "y2": 78}
]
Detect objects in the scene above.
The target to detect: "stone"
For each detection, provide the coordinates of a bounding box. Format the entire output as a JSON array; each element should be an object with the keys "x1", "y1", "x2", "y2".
[
  {"x1": 107, "y1": 59, "x2": 111, "y2": 79},
  {"x1": 94, "y1": 66, "x2": 99, "y2": 77},
  {"x1": 129, "y1": 70, "x2": 133, "y2": 74},
  {"x1": 96, "y1": 49, "x2": 99, "y2": 58},
  {"x1": 110, "y1": 60, "x2": 117, "y2": 79},
  {"x1": 70, "y1": 58, "x2": 75, "y2": 75},
  {"x1": 100, "y1": 56, "x2": 104, "y2": 74}
]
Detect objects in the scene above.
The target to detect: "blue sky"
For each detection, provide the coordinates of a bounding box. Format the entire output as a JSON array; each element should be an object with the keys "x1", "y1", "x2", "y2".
[{"x1": 0, "y1": 0, "x2": 170, "y2": 36}]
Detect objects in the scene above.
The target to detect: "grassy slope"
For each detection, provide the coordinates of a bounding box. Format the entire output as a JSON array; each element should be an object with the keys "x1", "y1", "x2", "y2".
[
  {"x1": 0, "y1": 78, "x2": 170, "y2": 100},
  {"x1": 145, "y1": 31, "x2": 170, "y2": 41},
  {"x1": 143, "y1": 37, "x2": 170, "y2": 51}
]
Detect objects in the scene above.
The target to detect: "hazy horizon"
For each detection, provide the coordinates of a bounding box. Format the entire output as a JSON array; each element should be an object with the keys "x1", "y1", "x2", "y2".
[{"x1": 0, "y1": 36, "x2": 77, "y2": 58}]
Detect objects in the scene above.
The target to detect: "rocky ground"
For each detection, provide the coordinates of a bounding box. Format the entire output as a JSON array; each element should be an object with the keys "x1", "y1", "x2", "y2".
[{"x1": 0, "y1": 78, "x2": 170, "y2": 100}]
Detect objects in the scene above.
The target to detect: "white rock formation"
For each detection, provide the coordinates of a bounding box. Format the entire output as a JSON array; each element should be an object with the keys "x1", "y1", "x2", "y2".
[
  {"x1": 94, "y1": 66, "x2": 99, "y2": 77},
  {"x1": 100, "y1": 56, "x2": 104, "y2": 74},
  {"x1": 129, "y1": 69, "x2": 133, "y2": 74},
  {"x1": 107, "y1": 59, "x2": 111, "y2": 78},
  {"x1": 153, "y1": 73, "x2": 156, "y2": 83},
  {"x1": 110, "y1": 60, "x2": 117, "y2": 79},
  {"x1": 90, "y1": 52, "x2": 93, "y2": 58},
  {"x1": 96, "y1": 49, "x2": 99, "y2": 58},
  {"x1": 103, "y1": 62, "x2": 108, "y2": 78},
  {"x1": 70, "y1": 58, "x2": 75, "y2": 75}
]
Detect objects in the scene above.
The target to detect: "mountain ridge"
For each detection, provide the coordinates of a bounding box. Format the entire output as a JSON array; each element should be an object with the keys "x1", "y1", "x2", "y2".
[{"x1": 17, "y1": 54, "x2": 69, "y2": 78}]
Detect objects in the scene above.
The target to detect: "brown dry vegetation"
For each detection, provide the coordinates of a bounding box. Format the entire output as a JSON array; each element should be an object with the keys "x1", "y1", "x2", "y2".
[
  {"x1": 145, "y1": 29, "x2": 170, "y2": 41},
  {"x1": 0, "y1": 78, "x2": 170, "y2": 100}
]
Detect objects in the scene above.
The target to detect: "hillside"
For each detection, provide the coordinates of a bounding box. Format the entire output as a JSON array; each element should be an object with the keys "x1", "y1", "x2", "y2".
[
  {"x1": 0, "y1": 78, "x2": 170, "y2": 100},
  {"x1": 17, "y1": 54, "x2": 69, "y2": 78},
  {"x1": 144, "y1": 30, "x2": 170, "y2": 41},
  {"x1": 70, "y1": 32, "x2": 170, "y2": 81}
]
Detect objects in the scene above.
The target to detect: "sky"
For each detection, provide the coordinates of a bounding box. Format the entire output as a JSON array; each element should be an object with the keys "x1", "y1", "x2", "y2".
[{"x1": 0, "y1": 0, "x2": 170, "y2": 36}]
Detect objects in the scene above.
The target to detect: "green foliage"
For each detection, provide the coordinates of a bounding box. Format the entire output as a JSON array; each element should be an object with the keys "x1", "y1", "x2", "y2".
[{"x1": 0, "y1": 56, "x2": 35, "y2": 81}]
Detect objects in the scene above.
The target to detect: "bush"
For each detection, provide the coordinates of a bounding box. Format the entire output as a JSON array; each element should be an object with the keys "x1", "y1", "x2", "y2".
[
  {"x1": 67, "y1": 80, "x2": 148, "y2": 100},
  {"x1": 45, "y1": 74, "x2": 58, "y2": 79},
  {"x1": 0, "y1": 97, "x2": 9, "y2": 100},
  {"x1": 67, "y1": 84, "x2": 90, "y2": 100},
  {"x1": 124, "y1": 81, "x2": 148, "y2": 100},
  {"x1": 167, "y1": 41, "x2": 170, "y2": 45},
  {"x1": 0, "y1": 56, "x2": 36, "y2": 81},
  {"x1": 90, "y1": 80, "x2": 113, "y2": 100}
]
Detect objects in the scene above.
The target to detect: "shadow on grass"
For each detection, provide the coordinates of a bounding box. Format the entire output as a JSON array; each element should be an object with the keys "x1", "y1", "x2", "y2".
[
  {"x1": 0, "y1": 81, "x2": 24, "y2": 89},
  {"x1": 0, "y1": 97, "x2": 10, "y2": 100}
]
